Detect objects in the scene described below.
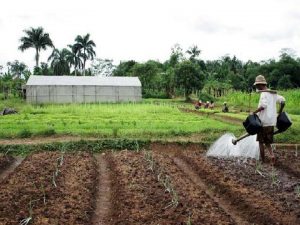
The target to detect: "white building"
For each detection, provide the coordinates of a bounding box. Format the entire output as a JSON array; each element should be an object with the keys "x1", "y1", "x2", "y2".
[{"x1": 26, "y1": 75, "x2": 142, "y2": 104}]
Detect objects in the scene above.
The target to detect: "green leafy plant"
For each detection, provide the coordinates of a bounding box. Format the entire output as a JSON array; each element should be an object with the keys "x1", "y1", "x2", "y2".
[{"x1": 18, "y1": 128, "x2": 32, "y2": 138}]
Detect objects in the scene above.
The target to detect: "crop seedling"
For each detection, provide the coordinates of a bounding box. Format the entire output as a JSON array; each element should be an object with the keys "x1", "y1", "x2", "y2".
[
  {"x1": 163, "y1": 175, "x2": 173, "y2": 193},
  {"x1": 19, "y1": 198, "x2": 39, "y2": 225},
  {"x1": 295, "y1": 185, "x2": 300, "y2": 198},
  {"x1": 52, "y1": 172, "x2": 57, "y2": 188},
  {"x1": 165, "y1": 189, "x2": 179, "y2": 209},
  {"x1": 270, "y1": 169, "x2": 280, "y2": 187},
  {"x1": 255, "y1": 161, "x2": 264, "y2": 177},
  {"x1": 143, "y1": 150, "x2": 180, "y2": 209},
  {"x1": 135, "y1": 140, "x2": 140, "y2": 152},
  {"x1": 186, "y1": 214, "x2": 192, "y2": 225},
  {"x1": 40, "y1": 184, "x2": 46, "y2": 205}
]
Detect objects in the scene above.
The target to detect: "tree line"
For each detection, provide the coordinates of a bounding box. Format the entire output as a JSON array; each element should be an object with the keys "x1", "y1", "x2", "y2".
[
  {"x1": 112, "y1": 46, "x2": 300, "y2": 100},
  {"x1": 1, "y1": 27, "x2": 300, "y2": 100}
]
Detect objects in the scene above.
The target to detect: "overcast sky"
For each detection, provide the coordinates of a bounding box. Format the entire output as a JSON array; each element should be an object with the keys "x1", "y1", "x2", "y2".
[{"x1": 0, "y1": 0, "x2": 299, "y2": 69}]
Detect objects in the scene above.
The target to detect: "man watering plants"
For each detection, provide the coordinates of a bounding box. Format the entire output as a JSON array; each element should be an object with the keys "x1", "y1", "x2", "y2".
[{"x1": 252, "y1": 75, "x2": 285, "y2": 164}]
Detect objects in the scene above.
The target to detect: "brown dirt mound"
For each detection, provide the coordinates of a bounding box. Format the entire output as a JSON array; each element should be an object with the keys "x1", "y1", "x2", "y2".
[
  {"x1": 0, "y1": 151, "x2": 97, "y2": 225},
  {"x1": 180, "y1": 150, "x2": 299, "y2": 225}
]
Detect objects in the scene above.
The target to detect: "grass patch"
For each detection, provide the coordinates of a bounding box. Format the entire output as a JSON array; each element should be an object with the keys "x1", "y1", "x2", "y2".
[
  {"x1": 37, "y1": 128, "x2": 56, "y2": 137},
  {"x1": 0, "y1": 102, "x2": 242, "y2": 140},
  {"x1": 18, "y1": 129, "x2": 33, "y2": 138}
]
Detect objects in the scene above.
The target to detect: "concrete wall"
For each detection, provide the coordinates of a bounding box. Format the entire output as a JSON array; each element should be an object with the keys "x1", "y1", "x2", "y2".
[{"x1": 26, "y1": 85, "x2": 142, "y2": 104}]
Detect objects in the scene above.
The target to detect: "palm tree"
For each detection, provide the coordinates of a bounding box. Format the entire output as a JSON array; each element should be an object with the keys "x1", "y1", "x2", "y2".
[
  {"x1": 186, "y1": 45, "x2": 201, "y2": 61},
  {"x1": 74, "y1": 33, "x2": 96, "y2": 76},
  {"x1": 67, "y1": 44, "x2": 83, "y2": 76},
  {"x1": 18, "y1": 27, "x2": 54, "y2": 67},
  {"x1": 48, "y1": 48, "x2": 70, "y2": 75}
]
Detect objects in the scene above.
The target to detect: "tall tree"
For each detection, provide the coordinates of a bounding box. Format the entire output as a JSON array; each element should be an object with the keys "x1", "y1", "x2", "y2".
[
  {"x1": 18, "y1": 27, "x2": 54, "y2": 67},
  {"x1": 175, "y1": 60, "x2": 205, "y2": 101},
  {"x1": 48, "y1": 48, "x2": 70, "y2": 75},
  {"x1": 67, "y1": 44, "x2": 82, "y2": 76},
  {"x1": 74, "y1": 34, "x2": 96, "y2": 76},
  {"x1": 7, "y1": 60, "x2": 28, "y2": 79},
  {"x1": 186, "y1": 45, "x2": 201, "y2": 61},
  {"x1": 113, "y1": 60, "x2": 137, "y2": 76}
]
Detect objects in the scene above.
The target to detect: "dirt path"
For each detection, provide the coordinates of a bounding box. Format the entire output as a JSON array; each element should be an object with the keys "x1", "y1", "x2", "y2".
[
  {"x1": 0, "y1": 156, "x2": 23, "y2": 181},
  {"x1": 173, "y1": 157, "x2": 250, "y2": 225},
  {"x1": 92, "y1": 154, "x2": 112, "y2": 225},
  {"x1": 179, "y1": 107, "x2": 243, "y2": 125},
  {"x1": 0, "y1": 135, "x2": 99, "y2": 145}
]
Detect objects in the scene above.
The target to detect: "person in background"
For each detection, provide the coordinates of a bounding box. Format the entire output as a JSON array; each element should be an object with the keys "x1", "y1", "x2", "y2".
[
  {"x1": 209, "y1": 101, "x2": 215, "y2": 110},
  {"x1": 222, "y1": 102, "x2": 229, "y2": 113},
  {"x1": 253, "y1": 75, "x2": 285, "y2": 165},
  {"x1": 194, "y1": 100, "x2": 200, "y2": 110},
  {"x1": 199, "y1": 100, "x2": 202, "y2": 108},
  {"x1": 204, "y1": 101, "x2": 209, "y2": 109}
]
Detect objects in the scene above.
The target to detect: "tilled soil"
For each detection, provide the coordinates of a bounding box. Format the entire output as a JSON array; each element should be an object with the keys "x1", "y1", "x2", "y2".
[
  {"x1": 0, "y1": 151, "x2": 97, "y2": 225},
  {"x1": 152, "y1": 151, "x2": 237, "y2": 225},
  {"x1": 108, "y1": 150, "x2": 188, "y2": 225},
  {"x1": 1, "y1": 144, "x2": 299, "y2": 225},
  {"x1": 180, "y1": 150, "x2": 300, "y2": 225},
  {"x1": 209, "y1": 156, "x2": 300, "y2": 223},
  {"x1": 275, "y1": 148, "x2": 300, "y2": 178}
]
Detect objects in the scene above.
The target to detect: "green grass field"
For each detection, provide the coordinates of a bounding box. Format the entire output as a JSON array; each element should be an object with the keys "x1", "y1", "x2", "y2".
[
  {"x1": 0, "y1": 92, "x2": 299, "y2": 143},
  {"x1": 0, "y1": 100, "x2": 243, "y2": 141},
  {"x1": 217, "y1": 89, "x2": 300, "y2": 115}
]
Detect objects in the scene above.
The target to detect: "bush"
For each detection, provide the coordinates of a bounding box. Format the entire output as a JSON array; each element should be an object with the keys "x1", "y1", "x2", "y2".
[
  {"x1": 142, "y1": 89, "x2": 169, "y2": 99},
  {"x1": 198, "y1": 92, "x2": 215, "y2": 102}
]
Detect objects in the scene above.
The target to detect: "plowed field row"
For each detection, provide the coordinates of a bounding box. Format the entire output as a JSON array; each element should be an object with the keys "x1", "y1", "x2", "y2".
[
  {"x1": 0, "y1": 152, "x2": 97, "y2": 225},
  {"x1": 0, "y1": 144, "x2": 299, "y2": 224}
]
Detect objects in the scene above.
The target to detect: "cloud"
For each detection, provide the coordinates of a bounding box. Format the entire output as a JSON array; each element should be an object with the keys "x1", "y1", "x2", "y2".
[
  {"x1": 194, "y1": 18, "x2": 242, "y2": 34},
  {"x1": 252, "y1": 28, "x2": 297, "y2": 42},
  {"x1": 17, "y1": 15, "x2": 31, "y2": 21},
  {"x1": 289, "y1": 10, "x2": 300, "y2": 21}
]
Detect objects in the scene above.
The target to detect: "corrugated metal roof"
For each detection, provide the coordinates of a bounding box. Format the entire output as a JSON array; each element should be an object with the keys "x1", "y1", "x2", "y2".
[{"x1": 26, "y1": 75, "x2": 141, "y2": 87}]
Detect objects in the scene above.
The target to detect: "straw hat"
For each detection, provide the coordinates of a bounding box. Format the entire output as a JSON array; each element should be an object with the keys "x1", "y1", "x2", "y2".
[{"x1": 254, "y1": 75, "x2": 267, "y2": 85}]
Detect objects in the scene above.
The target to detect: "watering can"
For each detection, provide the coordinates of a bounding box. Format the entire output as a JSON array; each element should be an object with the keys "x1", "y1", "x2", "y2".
[{"x1": 232, "y1": 112, "x2": 292, "y2": 145}]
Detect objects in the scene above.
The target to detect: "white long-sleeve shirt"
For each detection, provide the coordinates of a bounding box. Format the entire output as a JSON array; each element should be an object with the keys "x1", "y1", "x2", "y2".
[{"x1": 257, "y1": 91, "x2": 285, "y2": 126}]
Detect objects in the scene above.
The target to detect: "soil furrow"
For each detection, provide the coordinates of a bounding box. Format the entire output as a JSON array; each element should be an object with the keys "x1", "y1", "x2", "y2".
[
  {"x1": 209, "y1": 156, "x2": 300, "y2": 222},
  {"x1": 173, "y1": 157, "x2": 250, "y2": 225},
  {"x1": 275, "y1": 149, "x2": 300, "y2": 178},
  {"x1": 92, "y1": 154, "x2": 112, "y2": 225},
  {"x1": 109, "y1": 150, "x2": 188, "y2": 225},
  {"x1": 153, "y1": 151, "x2": 236, "y2": 225},
  {"x1": 0, "y1": 152, "x2": 97, "y2": 225},
  {"x1": 181, "y1": 152, "x2": 298, "y2": 225}
]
